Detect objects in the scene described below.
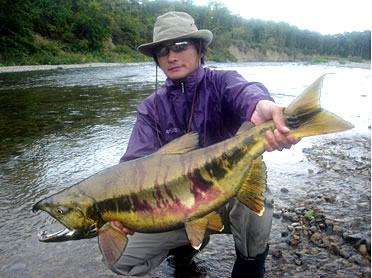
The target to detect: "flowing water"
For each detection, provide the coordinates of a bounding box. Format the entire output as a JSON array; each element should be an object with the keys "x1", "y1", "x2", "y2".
[{"x1": 0, "y1": 62, "x2": 370, "y2": 277}]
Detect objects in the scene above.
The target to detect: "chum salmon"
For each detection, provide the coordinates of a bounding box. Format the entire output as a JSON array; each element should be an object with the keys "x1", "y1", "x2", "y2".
[{"x1": 33, "y1": 74, "x2": 354, "y2": 266}]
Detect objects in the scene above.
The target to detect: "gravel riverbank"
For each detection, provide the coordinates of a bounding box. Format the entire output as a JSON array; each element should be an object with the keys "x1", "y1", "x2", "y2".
[
  {"x1": 0, "y1": 63, "x2": 125, "y2": 73},
  {"x1": 0, "y1": 60, "x2": 370, "y2": 73}
]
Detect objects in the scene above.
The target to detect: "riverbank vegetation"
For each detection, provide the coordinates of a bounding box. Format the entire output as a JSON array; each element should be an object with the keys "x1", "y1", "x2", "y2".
[{"x1": 0, "y1": 0, "x2": 370, "y2": 66}]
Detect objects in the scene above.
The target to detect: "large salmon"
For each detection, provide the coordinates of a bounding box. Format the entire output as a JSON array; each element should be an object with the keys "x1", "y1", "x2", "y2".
[{"x1": 33, "y1": 74, "x2": 354, "y2": 266}]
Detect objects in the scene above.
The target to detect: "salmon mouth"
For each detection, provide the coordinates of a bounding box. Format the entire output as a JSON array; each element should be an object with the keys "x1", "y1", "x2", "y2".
[
  {"x1": 37, "y1": 224, "x2": 97, "y2": 242},
  {"x1": 38, "y1": 228, "x2": 76, "y2": 242}
]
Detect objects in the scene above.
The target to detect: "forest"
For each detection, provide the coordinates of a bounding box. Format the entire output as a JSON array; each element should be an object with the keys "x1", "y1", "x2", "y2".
[{"x1": 0, "y1": 0, "x2": 370, "y2": 65}]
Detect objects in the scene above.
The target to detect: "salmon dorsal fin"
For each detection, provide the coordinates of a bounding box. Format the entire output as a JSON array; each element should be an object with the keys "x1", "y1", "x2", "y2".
[
  {"x1": 236, "y1": 121, "x2": 255, "y2": 136},
  {"x1": 185, "y1": 212, "x2": 223, "y2": 249},
  {"x1": 157, "y1": 132, "x2": 200, "y2": 154},
  {"x1": 237, "y1": 156, "x2": 266, "y2": 216},
  {"x1": 98, "y1": 222, "x2": 128, "y2": 266}
]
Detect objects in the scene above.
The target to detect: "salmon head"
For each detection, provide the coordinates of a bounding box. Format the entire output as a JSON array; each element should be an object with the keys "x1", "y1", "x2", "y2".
[{"x1": 32, "y1": 186, "x2": 100, "y2": 242}]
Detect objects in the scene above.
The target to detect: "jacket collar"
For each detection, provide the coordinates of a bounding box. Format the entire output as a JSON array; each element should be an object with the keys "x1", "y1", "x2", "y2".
[{"x1": 165, "y1": 66, "x2": 205, "y2": 92}]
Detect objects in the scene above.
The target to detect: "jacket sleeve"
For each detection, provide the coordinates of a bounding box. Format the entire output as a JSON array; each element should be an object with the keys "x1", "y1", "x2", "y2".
[
  {"x1": 119, "y1": 97, "x2": 161, "y2": 163},
  {"x1": 220, "y1": 71, "x2": 274, "y2": 122}
]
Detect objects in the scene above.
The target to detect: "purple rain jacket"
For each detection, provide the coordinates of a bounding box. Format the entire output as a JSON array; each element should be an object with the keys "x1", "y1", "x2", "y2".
[{"x1": 120, "y1": 65, "x2": 274, "y2": 163}]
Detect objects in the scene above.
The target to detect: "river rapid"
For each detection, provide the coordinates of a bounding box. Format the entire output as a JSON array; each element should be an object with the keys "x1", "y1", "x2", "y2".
[{"x1": 0, "y1": 62, "x2": 370, "y2": 277}]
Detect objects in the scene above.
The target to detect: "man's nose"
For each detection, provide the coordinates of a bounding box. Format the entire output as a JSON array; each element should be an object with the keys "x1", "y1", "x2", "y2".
[{"x1": 167, "y1": 49, "x2": 179, "y2": 61}]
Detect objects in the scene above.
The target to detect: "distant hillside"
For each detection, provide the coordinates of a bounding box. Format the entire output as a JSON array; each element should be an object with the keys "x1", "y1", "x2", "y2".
[{"x1": 0, "y1": 0, "x2": 370, "y2": 66}]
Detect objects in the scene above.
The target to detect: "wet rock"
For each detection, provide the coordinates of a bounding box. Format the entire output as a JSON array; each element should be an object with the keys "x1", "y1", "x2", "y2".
[
  {"x1": 271, "y1": 250, "x2": 282, "y2": 259},
  {"x1": 362, "y1": 267, "x2": 371, "y2": 277},
  {"x1": 325, "y1": 195, "x2": 336, "y2": 203},
  {"x1": 332, "y1": 225, "x2": 343, "y2": 236},
  {"x1": 328, "y1": 244, "x2": 339, "y2": 255},
  {"x1": 295, "y1": 207, "x2": 306, "y2": 214},
  {"x1": 318, "y1": 223, "x2": 326, "y2": 230},
  {"x1": 283, "y1": 212, "x2": 298, "y2": 222},
  {"x1": 339, "y1": 249, "x2": 351, "y2": 259},
  {"x1": 273, "y1": 211, "x2": 282, "y2": 219},
  {"x1": 288, "y1": 239, "x2": 300, "y2": 246},
  {"x1": 310, "y1": 233, "x2": 322, "y2": 244},
  {"x1": 281, "y1": 231, "x2": 289, "y2": 237},
  {"x1": 358, "y1": 244, "x2": 368, "y2": 257},
  {"x1": 349, "y1": 254, "x2": 370, "y2": 266},
  {"x1": 280, "y1": 187, "x2": 289, "y2": 193},
  {"x1": 343, "y1": 232, "x2": 363, "y2": 245}
]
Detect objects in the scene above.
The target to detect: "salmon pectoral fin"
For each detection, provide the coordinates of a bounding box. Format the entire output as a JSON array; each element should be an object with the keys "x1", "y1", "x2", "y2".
[
  {"x1": 237, "y1": 156, "x2": 266, "y2": 216},
  {"x1": 185, "y1": 212, "x2": 224, "y2": 249},
  {"x1": 98, "y1": 222, "x2": 128, "y2": 266}
]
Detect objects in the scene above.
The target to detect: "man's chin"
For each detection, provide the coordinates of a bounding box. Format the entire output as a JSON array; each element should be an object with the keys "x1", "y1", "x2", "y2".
[{"x1": 168, "y1": 73, "x2": 188, "y2": 82}]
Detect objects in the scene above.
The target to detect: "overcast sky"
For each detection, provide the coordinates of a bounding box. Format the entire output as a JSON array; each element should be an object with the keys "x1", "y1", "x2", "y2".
[{"x1": 193, "y1": 0, "x2": 371, "y2": 35}]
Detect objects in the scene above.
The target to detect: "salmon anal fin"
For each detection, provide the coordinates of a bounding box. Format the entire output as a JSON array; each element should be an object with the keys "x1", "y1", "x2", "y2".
[
  {"x1": 98, "y1": 222, "x2": 128, "y2": 266},
  {"x1": 185, "y1": 218, "x2": 208, "y2": 249},
  {"x1": 237, "y1": 156, "x2": 266, "y2": 216},
  {"x1": 205, "y1": 211, "x2": 224, "y2": 232},
  {"x1": 185, "y1": 212, "x2": 224, "y2": 249}
]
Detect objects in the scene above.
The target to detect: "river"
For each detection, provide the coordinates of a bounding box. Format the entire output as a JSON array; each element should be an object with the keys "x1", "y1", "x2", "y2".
[{"x1": 0, "y1": 62, "x2": 370, "y2": 277}]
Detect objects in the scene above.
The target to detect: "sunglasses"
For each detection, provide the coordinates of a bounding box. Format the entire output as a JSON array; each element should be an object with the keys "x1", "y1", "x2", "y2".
[{"x1": 153, "y1": 41, "x2": 192, "y2": 57}]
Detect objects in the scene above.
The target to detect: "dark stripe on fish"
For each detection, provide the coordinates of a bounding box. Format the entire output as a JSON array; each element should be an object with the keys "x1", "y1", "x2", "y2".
[
  {"x1": 226, "y1": 146, "x2": 245, "y2": 169},
  {"x1": 205, "y1": 155, "x2": 228, "y2": 180},
  {"x1": 285, "y1": 108, "x2": 323, "y2": 129},
  {"x1": 97, "y1": 195, "x2": 132, "y2": 213}
]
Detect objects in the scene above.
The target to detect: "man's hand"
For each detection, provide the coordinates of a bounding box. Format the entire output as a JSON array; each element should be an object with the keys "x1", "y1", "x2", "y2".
[
  {"x1": 110, "y1": 221, "x2": 135, "y2": 235},
  {"x1": 251, "y1": 100, "x2": 300, "y2": 152}
]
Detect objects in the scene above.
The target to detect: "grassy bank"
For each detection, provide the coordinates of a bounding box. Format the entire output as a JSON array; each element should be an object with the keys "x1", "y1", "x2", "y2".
[{"x1": 0, "y1": 48, "x2": 150, "y2": 67}]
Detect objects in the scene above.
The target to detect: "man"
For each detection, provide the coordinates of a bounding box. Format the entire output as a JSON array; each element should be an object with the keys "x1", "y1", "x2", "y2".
[{"x1": 109, "y1": 11, "x2": 299, "y2": 277}]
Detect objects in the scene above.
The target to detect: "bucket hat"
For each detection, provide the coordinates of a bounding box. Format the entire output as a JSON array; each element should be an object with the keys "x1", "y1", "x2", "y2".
[{"x1": 137, "y1": 12, "x2": 213, "y2": 57}]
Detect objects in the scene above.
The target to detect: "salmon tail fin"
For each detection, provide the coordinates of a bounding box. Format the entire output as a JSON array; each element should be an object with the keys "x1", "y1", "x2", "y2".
[
  {"x1": 98, "y1": 222, "x2": 128, "y2": 266},
  {"x1": 185, "y1": 212, "x2": 223, "y2": 249},
  {"x1": 285, "y1": 74, "x2": 354, "y2": 138},
  {"x1": 237, "y1": 156, "x2": 266, "y2": 216}
]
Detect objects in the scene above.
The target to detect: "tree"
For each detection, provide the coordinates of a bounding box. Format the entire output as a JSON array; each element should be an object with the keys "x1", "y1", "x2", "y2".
[
  {"x1": 72, "y1": 1, "x2": 113, "y2": 51},
  {"x1": 0, "y1": 0, "x2": 35, "y2": 56}
]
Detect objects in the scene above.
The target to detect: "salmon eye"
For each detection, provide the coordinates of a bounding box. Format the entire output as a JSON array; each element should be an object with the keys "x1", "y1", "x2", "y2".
[{"x1": 55, "y1": 206, "x2": 68, "y2": 215}]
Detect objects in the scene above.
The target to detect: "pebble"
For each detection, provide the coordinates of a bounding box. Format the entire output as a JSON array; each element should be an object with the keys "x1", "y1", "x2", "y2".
[
  {"x1": 333, "y1": 225, "x2": 343, "y2": 236},
  {"x1": 288, "y1": 239, "x2": 300, "y2": 246},
  {"x1": 272, "y1": 250, "x2": 282, "y2": 259},
  {"x1": 358, "y1": 244, "x2": 368, "y2": 256},
  {"x1": 328, "y1": 244, "x2": 339, "y2": 255},
  {"x1": 281, "y1": 231, "x2": 289, "y2": 237},
  {"x1": 280, "y1": 188, "x2": 289, "y2": 193}
]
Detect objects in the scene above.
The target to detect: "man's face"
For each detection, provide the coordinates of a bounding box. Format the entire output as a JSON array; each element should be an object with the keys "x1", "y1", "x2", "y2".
[{"x1": 155, "y1": 40, "x2": 202, "y2": 82}]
